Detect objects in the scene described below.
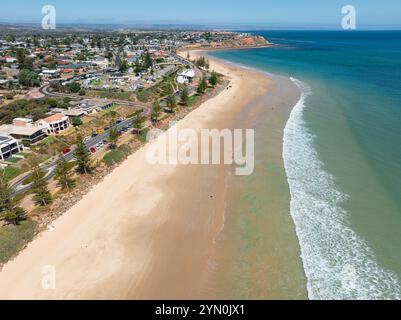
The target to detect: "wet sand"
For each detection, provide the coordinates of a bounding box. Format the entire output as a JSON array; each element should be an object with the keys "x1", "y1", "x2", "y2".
[{"x1": 0, "y1": 55, "x2": 277, "y2": 300}]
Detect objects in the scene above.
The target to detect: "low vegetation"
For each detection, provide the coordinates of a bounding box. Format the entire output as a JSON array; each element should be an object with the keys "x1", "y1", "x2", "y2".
[
  {"x1": 103, "y1": 145, "x2": 131, "y2": 167},
  {"x1": 0, "y1": 220, "x2": 37, "y2": 264}
]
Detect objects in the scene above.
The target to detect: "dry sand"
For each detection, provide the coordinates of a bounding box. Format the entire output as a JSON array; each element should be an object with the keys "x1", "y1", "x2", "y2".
[{"x1": 0, "y1": 54, "x2": 275, "y2": 300}]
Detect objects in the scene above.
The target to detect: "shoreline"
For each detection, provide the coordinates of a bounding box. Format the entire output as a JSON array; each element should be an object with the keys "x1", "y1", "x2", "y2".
[{"x1": 0, "y1": 52, "x2": 296, "y2": 300}]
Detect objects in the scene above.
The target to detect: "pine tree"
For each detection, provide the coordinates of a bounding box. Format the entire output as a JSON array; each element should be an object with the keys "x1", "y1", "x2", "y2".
[
  {"x1": 108, "y1": 121, "x2": 119, "y2": 149},
  {"x1": 197, "y1": 76, "x2": 208, "y2": 95},
  {"x1": 0, "y1": 176, "x2": 26, "y2": 225},
  {"x1": 209, "y1": 71, "x2": 219, "y2": 87},
  {"x1": 74, "y1": 135, "x2": 92, "y2": 174},
  {"x1": 180, "y1": 87, "x2": 190, "y2": 106},
  {"x1": 31, "y1": 163, "x2": 52, "y2": 207},
  {"x1": 144, "y1": 50, "x2": 153, "y2": 69},
  {"x1": 132, "y1": 115, "x2": 146, "y2": 134},
  {"x1": 151, "y1": 100, "x2": 162, "y2": 123},
  {"x1": 166, "y1": 95, "x2": 177, "y2": 113},
  {"x1": 55, "y1": 156, "x2": 75, "y2": 190}
]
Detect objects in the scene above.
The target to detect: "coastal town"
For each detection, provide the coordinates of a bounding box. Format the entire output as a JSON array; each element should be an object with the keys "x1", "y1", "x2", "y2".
[{"x1": 0, "y1": 28, "x2": 269, "y2": 266}]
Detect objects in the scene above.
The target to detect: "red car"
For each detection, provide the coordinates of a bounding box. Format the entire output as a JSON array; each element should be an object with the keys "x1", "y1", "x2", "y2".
[
  {"x1": 90, "y1": 147, "x2": 97, "y2": 154},
  {"x1": 62, "y1": 148, "x2": 71, "y2": 154}
]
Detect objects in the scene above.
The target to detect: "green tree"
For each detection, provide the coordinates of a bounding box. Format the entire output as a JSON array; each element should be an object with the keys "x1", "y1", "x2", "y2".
[
  {"x1": 209, "y1": 71, "x2": 219, "y2": 87},
  {"x1": 18, "y1": 69, "x2": 39, "y2": 87},
  {"x1": 0, "y1": 176, "x2": 26, "y2": 225},
  {"x1": 166, "y1": 95, "x2": 177, "y2": 113},
  {"x1": 20, "y1": 57, "x2": 34, "y2": 71},
  {"x1": 119, "y1": 59, "x2": 129, "y2": 73},
  {"x1": 74, "y1": 135, "x2": 91, "y2": 174},
  {"x1": 151, "y1": 100, "x2": 162, "y2": 123},
  {"x1": 144, "y1": 50, "x2": 153, "y2": 69},
  {"x1": 197, "y1": 76, "x2": 208, "y2": 95},
  {"x1": 71, "y1": 117, "x2": 83, "y2": 127},
  {"x1": 63, "y1": 97, "x2": 72, "y2": 104},
  {"x1": 5, "y1": 35, "x2": 16, "y2": 43},
  {"x1": 108, "y1": 121, "x2": 119, "y2": 149},
  {"x1": 132, "y1": 115, "x2": 146, "y2": 134},
  {"x1": 180, "y1": 87, "x2": 190, "y2": 106},
  {"x1": 46, "y1": 98, "x2": 58, "y2": 108},
  {"x1": 31, "y1": 162, "x2": 52, "y2": 207},
  {"x1": 16, "y1": 48, "x2": 26, "y2": 66},
  {"x1": 68, "y1": 81, "x2": 81, "y2": 94},
  {"x1": 55, "y1": 156, "x2": 75, "y2": 190},
  {"x1": 195, "y1": 56, "x2": 210, "y2": 69}
]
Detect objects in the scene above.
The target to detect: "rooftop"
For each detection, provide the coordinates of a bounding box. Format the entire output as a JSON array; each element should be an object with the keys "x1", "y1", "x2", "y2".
[{"x1": 0, "y1": 124, "x2": 44, "y2": 137}]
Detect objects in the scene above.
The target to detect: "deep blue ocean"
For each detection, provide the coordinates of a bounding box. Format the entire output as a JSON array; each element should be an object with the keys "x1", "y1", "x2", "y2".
[{"x1": 211, "y1": 31, "x2": 401, "y2": 299}]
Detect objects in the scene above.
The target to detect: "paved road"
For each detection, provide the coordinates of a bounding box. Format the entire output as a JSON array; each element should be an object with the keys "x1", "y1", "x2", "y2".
[
  {"x1": 39, "y1": 84, "x2": 151, "y2": 116},
  {"x1": 11, "y1": 117, "x2": 139, "y2": 196},
  {"x1": 11, "y1": 83, "x2": 151, "y2": 196},
  {"x1": 12, "y1": 57, "x2": 191, "y2": 195}
]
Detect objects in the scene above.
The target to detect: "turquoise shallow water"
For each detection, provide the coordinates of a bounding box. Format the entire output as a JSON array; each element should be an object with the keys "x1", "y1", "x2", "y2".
[{"x1": 211, "y1": 31, "x2": 401, "y2": 299}]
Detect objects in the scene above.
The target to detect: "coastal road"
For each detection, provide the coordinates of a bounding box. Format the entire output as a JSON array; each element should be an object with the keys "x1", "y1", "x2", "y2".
[
  {"x1": 11, "y1": 117, "x2": 140, "y2": 196},
  {"x1": 11, "y1": 83, "x2": 152, "y2": 196}
]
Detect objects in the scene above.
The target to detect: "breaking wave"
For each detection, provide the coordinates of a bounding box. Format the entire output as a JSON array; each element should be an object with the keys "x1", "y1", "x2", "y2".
[{"x1": 283, "y1": 77, "x2": 401, "y2": 300}]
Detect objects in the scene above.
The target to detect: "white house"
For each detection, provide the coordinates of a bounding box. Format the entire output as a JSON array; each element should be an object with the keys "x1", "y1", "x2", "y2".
[
  {"x1": 0, "y1": 134, "x2": 23, "y2": 160},
  {"x1": 177, "y1": 69, "x2": 195, "y2": 84},
  {"x1": 39, "y1": 69, "x2": 61, "y2": 81},
  {"x1": 35, "y1": 113, "x2": 70, "y2": 135}
]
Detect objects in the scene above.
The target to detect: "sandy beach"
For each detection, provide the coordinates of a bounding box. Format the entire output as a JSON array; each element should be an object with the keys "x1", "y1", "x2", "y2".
[{"x1": 0, "y1": 53, "x2": 279, "y2": 300}]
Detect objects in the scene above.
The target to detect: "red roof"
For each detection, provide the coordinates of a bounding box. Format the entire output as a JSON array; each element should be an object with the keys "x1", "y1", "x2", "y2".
[{"x1": 43, "y1": 113, "x2": 66, "y2": 123}]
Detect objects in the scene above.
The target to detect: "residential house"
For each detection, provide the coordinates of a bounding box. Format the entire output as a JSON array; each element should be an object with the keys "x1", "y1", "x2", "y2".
[
  {"x1": 35, "y1": 113, "x2": 70, "y2": 135},
  {"x1": 0, "y1": 134, "x2": 23, "y2": 160},
  {"x1": 39, "y1": 69, "x2": 61, "y2": 81},
  {"x1": 0, "y1": 124, "x2": 46, "y2": 145},
  {"x1": 177, "y1": 69, "x2": 195, "y2": 84},
  {"x1": 69, "y1": 99, "x2": 114, "y2": 113}
]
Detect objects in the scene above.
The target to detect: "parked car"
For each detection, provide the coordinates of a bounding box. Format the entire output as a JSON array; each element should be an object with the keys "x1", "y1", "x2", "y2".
[
  {"x1": 62, "y1": 148, "x2": 71, "y2": 154},
  {"x1": 90, "y1": 147, "x2": 97, "y2": 154}
]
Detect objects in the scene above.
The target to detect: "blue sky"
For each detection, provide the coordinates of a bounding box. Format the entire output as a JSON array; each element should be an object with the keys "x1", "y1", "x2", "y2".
[{"x1": 1, "y1": 0, "x2": 400, "y2": 29}]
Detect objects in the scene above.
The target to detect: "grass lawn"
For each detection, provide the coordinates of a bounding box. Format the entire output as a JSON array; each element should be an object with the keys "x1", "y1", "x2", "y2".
[
  {"x1": 6, "y1": 157, "x2": 23, "y2": 164},
  {"x1": 0, "y1": 166, "x2": 22, "y2": 182},
  {"x1": 103, "y1": 145, "x2": 131, "y2": 167},
  {"x1": 93, "y1": 90, "x2": 132, "y2": 101},
  {"x1": 0, "y1": 219, "x2": 37, "y2": 264},
  {"x1": 39, "y1": 136, "x2": 59, "y2": 146}
]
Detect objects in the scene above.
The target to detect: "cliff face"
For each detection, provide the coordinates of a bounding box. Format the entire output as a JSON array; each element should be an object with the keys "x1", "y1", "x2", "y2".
[
  {"x1": 210, "y1": 35, "x2": 271, "y2": 48},
  {"x1": 184, "y1": 34, "x2": 271, "y2": 50}
]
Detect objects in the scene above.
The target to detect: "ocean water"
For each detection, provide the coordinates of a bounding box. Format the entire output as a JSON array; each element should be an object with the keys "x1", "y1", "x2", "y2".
[{"x1": 211, "y1": 31, "x2": 401, "y2": 300}]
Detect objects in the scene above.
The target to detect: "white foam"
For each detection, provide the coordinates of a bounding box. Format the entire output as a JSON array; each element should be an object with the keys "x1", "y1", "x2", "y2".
[{"x1": 283, "y1": 77, "x2": 401, "y2": 300}]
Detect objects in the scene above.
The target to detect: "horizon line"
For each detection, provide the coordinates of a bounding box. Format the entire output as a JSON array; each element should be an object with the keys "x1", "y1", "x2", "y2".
[{"x1": 0, "y1": 21, "x2": 401, "y2": 31}]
